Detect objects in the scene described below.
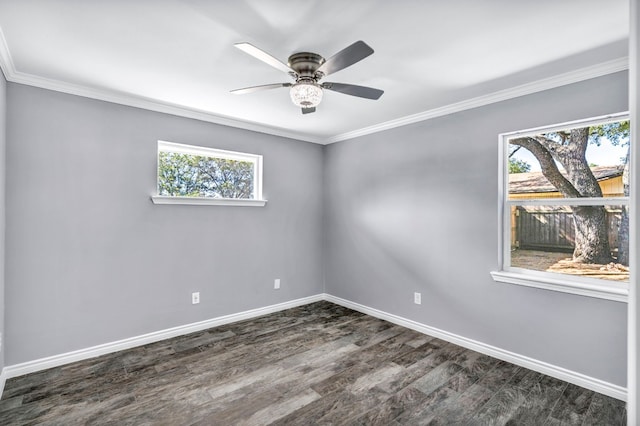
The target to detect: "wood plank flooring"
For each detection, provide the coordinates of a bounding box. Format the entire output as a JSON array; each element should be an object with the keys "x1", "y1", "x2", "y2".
[{"x1": 0, "y1": 301, "x2": 627, "y2": 425}]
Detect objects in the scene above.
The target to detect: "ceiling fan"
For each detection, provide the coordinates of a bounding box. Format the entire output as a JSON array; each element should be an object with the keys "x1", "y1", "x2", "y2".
[{"x1": 231, "y1": 41, "x2": 384, "y2": 114}]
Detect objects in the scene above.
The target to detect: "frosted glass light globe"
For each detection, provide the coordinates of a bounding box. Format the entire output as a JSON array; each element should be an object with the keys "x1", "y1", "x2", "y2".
[{"x1": 289, "y1": 82, "x2": 323, "y2": 108}]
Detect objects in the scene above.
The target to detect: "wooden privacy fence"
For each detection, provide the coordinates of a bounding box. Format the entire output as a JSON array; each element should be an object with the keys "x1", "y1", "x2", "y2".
[{"x1": 513, "y1": 206, "x2": 622, "y2": 253}]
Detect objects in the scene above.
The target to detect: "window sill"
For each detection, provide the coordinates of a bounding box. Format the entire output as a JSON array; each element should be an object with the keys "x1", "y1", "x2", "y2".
[
  {"x1": 490, "y1": 270, "x2": 628, "y2": 303},
  {"x1": 151, "y1": 196, "x2": 267, "y2": 207}
]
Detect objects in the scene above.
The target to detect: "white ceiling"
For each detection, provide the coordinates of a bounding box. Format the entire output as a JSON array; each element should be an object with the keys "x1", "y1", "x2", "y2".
[{"x1": 0, "y1": 0, "x2": 630, "y2": 144}]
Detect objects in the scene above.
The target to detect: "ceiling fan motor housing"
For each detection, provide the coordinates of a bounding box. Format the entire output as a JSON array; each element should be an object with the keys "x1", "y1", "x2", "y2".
[{"x1": 288, "y1": 52, "x2": 325, "y2": 79}]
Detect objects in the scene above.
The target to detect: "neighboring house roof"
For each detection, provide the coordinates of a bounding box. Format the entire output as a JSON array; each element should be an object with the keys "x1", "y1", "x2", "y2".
[{"x1": 509, "y1": 165, "x2": 624, "y2": 194}]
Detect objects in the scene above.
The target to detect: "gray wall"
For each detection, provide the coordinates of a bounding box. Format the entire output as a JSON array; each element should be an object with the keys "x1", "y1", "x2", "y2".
[
  {"x1": 5, "y1": 84, "x2": 324, "y2": 365},
  {"x1": 324, "y1": 71, "x2": 629, "y2": 387},
  {"x1": 0, "y1": 69, "x2": 6, "y2": 371},
  {"x1": 3, "y1": 71, "x2": 630, "y2": 388}
]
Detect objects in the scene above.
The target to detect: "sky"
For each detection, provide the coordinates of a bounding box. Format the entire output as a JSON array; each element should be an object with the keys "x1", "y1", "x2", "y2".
[{"x1": 510, "y1": 137, "x2": 628, "y2": 172}]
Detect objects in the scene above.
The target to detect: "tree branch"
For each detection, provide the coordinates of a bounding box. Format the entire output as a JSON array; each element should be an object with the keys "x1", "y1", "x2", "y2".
[
  {"x1": 532, "y1": 135, "x2": 569, "y2": 165},
  {"x1": 509, "y1": 137, "x2": 581, "y2": 198}
]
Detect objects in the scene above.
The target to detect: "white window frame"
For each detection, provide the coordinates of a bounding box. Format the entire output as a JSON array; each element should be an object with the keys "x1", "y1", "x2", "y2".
[
  {"x1": 151, "y1": 140, "x2": 266, "y2": 206},
  {"x1": 491, "y1": 113, "x2": 630, "y2": 302}
]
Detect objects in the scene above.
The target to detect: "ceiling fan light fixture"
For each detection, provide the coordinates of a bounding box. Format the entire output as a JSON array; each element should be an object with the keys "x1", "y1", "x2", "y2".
[
  {"x1": 233, "y1": 41, "x2": 383, "y2": 114},
  {"x1": 289, "y1": 81, "x2": 323, "y2": 108}
]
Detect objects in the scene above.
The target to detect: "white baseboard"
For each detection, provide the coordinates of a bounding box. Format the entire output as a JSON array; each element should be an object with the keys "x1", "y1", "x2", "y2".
[
  {"x1": 1, "y1": 292, "x2": 626, "y2": 403},
  {"x1": 3, "y1": 294, "x2": 324, "y2": 380},
  {"x1": 324, "y1": 294, "x2": 627, "y2": 402},
  {"x1": 0, "y1": 370, "x2": 6, "y2": 399}
]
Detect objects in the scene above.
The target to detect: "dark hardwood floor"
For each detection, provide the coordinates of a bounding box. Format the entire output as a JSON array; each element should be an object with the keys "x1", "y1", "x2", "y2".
[{"x1": 0, "y1": 301, "x2": 627, "y2": 425}]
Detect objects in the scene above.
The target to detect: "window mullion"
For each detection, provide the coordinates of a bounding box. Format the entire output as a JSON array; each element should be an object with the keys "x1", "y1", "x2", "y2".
[{"x1": 507, "y1": 197, "x2": 629, "y2": 207}]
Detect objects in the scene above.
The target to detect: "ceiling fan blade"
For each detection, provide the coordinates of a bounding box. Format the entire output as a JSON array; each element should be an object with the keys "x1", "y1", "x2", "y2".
[
  {"x1": 231, "y1": 83, "x2": 291, "y2": 95},
  {"x1": 302, "y1": 107, "x2": 316, "y2": 114},
  {"x1": 316, "y1": 41, "x2": 374, "y2": 76},
  {"x1": 234, "y1": 42, "x2": 295, "y2": 74},
  {"x1": 321, "y1": 82, "x2": 384, "y2": 100}
]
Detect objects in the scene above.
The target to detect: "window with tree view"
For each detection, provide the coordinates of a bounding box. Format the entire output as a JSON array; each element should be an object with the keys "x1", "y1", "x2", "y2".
[
  {"x1": 156, "y1": 141, "x2": 263, "y2": 202},
  {"x1": 496, "y1": 114, "x2": 630, "y2": 299}
]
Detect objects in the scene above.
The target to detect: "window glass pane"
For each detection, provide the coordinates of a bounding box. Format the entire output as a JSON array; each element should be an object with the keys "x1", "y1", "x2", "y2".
[
  {"x1": 509, "y1": 204, "x2": 629, "y2": 283},
  {"x1": 508, "y1": 119, "x2": 629, "y2": 200},
  {"x1": 158, "y1": 151, "x2": 255, "y2": 199}
]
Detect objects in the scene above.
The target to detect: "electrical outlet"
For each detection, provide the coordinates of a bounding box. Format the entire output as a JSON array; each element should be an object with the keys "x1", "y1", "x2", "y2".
[
  {"x1": 192, "y1": 292, "x2": 200, "y2": 304},
  {"x1": 274, "y1": 278, "x2": 281, "y2": 290},
  {"x1": 414, "y1": 292, "x2": 421, "y2": 305}
]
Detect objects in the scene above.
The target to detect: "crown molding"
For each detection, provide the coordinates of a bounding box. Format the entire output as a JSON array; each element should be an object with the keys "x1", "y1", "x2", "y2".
[
  {"x1": 325, "y1": 57, "x2": 630, "y2": 144},
  {"x1": 0, "y1": 24, "x2": 629, "y2": 145},
  {"x1": 0, "y1": 27, "x2": 324, "y2": 144},
  {"x1": 0, "y1": 25, "x2": 15, "y2": 79},
  {"x1": 6, "y1": 70, "x2": 326, "y2": 144}
]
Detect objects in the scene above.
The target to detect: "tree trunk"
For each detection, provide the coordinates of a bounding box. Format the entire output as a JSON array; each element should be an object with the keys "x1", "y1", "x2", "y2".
[
  {"x1": 619, "y1": 207, "x2": 630, "y2": 265},
  {"x1": 617, "y1": 149, "x2": 630, "y2": 265},
  {"x1": 562, "y1": 129, "x2": 613, "y2": 264},
  {"x1": 510, "y1": 128, "x2": 613, "y2": 264},
  {"x1": 571, "y1": 205, "x2": 613, "y2": 264}
]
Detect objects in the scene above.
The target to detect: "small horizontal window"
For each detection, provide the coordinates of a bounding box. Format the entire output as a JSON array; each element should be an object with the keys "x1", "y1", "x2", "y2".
[{"x1": 151, "y1": 141, "x2": 265, "y2": 206}]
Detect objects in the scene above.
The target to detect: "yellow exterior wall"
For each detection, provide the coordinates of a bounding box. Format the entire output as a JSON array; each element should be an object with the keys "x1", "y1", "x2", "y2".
[{"x1": 509, "y1": 176, "x2": 623, "y2": 200}]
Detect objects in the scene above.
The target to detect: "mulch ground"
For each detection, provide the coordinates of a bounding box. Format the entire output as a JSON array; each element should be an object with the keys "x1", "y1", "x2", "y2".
[{"x1": 510, "y1": 249, "x2": 629, "y2": 282}]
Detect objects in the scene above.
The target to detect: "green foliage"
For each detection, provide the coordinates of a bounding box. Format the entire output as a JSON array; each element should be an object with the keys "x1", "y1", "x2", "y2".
[
  {"x1": 509, "y1": 158, "x2": 531, "y2": 173},
  {"x1": 158, "y1": 152, "x2": 254, "y2": 199},
  {"x1": 543, "y1": 120, "x2": 629, "y2": 147},
  {"x1": 541, "y1": 120, "x2": 629, "y2": 146},
  {"x1": 589, "y1": 120, "x2": 629, "y2": 146}
]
